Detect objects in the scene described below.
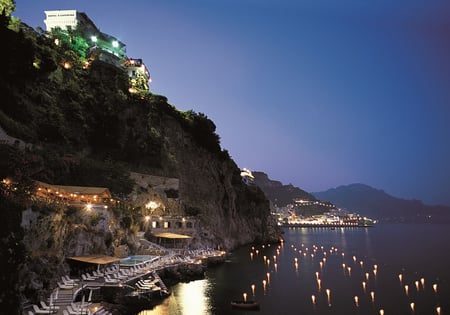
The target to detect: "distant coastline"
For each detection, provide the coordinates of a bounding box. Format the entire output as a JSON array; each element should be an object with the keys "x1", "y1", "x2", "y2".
[{"x1": 280, "y1": 222, "x2": 375, "y2": 228}]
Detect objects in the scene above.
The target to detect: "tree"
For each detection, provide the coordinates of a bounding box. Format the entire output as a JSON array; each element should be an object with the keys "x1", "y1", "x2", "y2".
[{"x1": 0, "y1": 0, "x2": 15, "y2": 16}]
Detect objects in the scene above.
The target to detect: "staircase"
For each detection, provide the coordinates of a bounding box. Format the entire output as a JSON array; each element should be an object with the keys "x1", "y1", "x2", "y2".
[{"x1": 152, "y1": 271, "x2": 168, "y2": 293}]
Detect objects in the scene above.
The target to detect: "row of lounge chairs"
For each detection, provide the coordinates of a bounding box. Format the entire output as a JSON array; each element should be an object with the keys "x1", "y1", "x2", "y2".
[
  {"x1": 57, "y1": 275, "x2": 80, "y2": 289},
  {"x1": 81, "y1": 266, "x2": 121, "y2": 282},
  {"x1": 62, "y1": 302, "x2": 94, "y2": 315},
  {"x1": 135, "y1": 278, "x2": 160, "y2": 291},
  {"x1": 28, "y1": 302, "x2": 59, "y2": 314}
]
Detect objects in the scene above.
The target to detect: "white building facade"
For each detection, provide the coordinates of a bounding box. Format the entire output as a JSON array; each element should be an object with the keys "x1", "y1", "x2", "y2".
[{"x1": 44, "y1": 10, "x2": 78, "y2": 31}]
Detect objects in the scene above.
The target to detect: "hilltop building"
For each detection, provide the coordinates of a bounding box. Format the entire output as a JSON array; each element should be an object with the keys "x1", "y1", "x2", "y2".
[
  {"x1": 124, "y1": 58, "x2": 152, "y2": 92},
  {"x1": 43, "y1": 10, "x2": 151, "y2": 92},
  {"x1": 240, "y1": 168, "x2": 255, "y2": 185}
]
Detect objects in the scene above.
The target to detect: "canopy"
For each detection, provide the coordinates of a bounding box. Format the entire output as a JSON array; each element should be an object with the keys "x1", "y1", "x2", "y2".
[
  {"x1": 67, "y1": 255, "x2": 121, "y2": 265},
  {"x1": 153, "y1": 232, "x2": 192, "y2": 239},
  {"x1": 36, "y1": 181, "x2": 111, "y2": 198}
]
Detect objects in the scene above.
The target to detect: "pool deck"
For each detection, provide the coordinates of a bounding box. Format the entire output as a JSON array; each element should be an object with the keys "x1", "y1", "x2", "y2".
[{"x1": 27, "y1": 250, "x2": 225, "y2": 315}]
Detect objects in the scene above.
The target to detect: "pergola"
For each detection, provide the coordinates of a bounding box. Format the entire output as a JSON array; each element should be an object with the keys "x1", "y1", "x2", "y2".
[
  {"x1": 67, "y1": 255, "x2": 121, "y2": 275},
  {"x1": 67, "y1": 255, "x2": 121, "y2": 265},
  {"x1": 35, "y1": 181, "x2": 112, "y2": 202},
  {"x1": 152, "y1": 232, "x2": 192, "y2": 248}
]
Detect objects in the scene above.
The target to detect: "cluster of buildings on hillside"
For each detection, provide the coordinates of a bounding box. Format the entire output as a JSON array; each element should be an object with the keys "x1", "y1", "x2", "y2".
[
  {"x1": 238, "y1": 168, "x2": 376, "y2": 227},
  {"x1": 43, "y1": 10, "x2": 151, "y2": 93},
  {"x1": 278, "y1": 207, "x2": 377, "y2": 227}
]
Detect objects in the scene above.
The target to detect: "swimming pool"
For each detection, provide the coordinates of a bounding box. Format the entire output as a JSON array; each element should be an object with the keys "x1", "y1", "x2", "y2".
[{"x1": 119, "y1": 255, "x2": 158, "y2": 266}]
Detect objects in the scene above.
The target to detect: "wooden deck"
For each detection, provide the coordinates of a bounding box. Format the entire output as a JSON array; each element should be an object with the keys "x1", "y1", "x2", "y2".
[{"x1": 26, "y1": 250, "x2": 225, "y2": 315}]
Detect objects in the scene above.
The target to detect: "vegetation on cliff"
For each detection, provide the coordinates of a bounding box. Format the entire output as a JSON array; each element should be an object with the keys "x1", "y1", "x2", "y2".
[{"x1": 0, "y1": 6, "x2": 280, "y2": 313}]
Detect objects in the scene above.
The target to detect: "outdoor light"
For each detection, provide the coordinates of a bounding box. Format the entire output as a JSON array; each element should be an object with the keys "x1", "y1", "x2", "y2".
[
  {"x1": 112, "y1": 40, "x2": 119, "y2": 48},
  {"x1": 145, "y1": 201, "x2": 159, "y2": 210},
  {"x1": 91, "y1": 35, "x2": 97, "y2": 42}
]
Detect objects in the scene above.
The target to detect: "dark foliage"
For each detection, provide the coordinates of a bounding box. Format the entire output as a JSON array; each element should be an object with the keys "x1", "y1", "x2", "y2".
[{"x1": 0, "y1": 183, "x2": 26, "y2": 315}]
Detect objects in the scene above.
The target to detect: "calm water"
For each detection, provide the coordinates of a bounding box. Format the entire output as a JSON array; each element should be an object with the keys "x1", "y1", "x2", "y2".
[{"x1": 139, "y1": 224, "x2": 450, "y2": 315}]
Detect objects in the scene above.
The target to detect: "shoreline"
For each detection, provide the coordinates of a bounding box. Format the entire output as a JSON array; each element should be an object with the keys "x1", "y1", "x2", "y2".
[
  {"x1": 280, "y1": 223, "x2": 375, "y2": 228},
  {"x1": 23, "y1": 251, "x2": 227, "y2": 315},
  {"x1": 107, "y1": 252, "x2": 227, "y2": 315}
]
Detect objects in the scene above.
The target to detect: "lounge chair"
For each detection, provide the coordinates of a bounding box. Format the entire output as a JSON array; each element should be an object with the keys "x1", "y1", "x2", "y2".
[
  {"x1": 62, "y1": 279, "x2": 76, "y2": 286},
  {"x1": 71, "y1": 302, "x2": 87, "y2": 313},
  {"x1": 82, "y1": 274, "x2": 96, "y2": 281},
  {"x1": 120, "y1": 269, "x2": 131, "y2": 276},
  {"x1": 105, "y1": 275, "x2": 119, "y2": 283},
  {"x1": 66, "y1": 305, "x2": 81, "y2": 315},
  {"x1": 63, "y1": 275, "x2": 79, "y2": 284},
  {"x1": 57, "y1": 281, "x2": 75, "y2": 290},
  {"x1": 40, "y1": 301, "x2": 60, "y2": 311},
  {"x1": 114, "y1": 272, "x2": 127, "y2": 280},
  {"x1": 92, "y1": 270, "x2": 103, "y2": 277},
  {"x1": 136, "y1": 282, "x2": 154, "y2": 290},
  {"x1": 32, "y1": 304, "x2": 51, "y2": 314},
  {"x1": 86, "y1": 272, "x2": 98, "y2": 279}
]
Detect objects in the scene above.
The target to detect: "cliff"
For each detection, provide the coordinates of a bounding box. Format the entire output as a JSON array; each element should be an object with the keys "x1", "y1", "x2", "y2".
[
  {"x1": 252, "y1": 171, "x2": 316, "y2": 207},
  {"x1": 0, "y1": 12, "x2": 280, "y2": 312}
]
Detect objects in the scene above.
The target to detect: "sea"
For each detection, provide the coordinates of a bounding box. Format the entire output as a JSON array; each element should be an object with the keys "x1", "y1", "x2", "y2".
[{"x1": 138, "y1": 224, "x2": 450, "y2": 315}]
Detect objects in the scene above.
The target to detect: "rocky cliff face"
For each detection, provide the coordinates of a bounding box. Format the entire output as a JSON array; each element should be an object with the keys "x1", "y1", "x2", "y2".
[
  {"x1": 7, "y1": 112, "x2": 280, "y2": 305},
  {"x1": 253, "y1": 171, "x2": 316, "y2": 207},
  {"x1": 159, "y1": 115, "x2": 280, "y2": 249},
  {"x1": 0, "y1": 18, "x2": 281, "y2": 312}
]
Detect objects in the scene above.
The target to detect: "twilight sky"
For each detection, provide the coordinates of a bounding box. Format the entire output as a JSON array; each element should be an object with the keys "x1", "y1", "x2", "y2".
[{"x1": 15, "y1": 0, "x2": 450, "y2": 206}]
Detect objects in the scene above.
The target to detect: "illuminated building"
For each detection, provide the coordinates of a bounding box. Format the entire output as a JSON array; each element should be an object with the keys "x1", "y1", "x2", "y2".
[
  {"x1": 240, "y1": 168, "x2": 255, "y2": 185},
  {"x1": 43, "y1": 10, "x2": 151, "y2": 91}
]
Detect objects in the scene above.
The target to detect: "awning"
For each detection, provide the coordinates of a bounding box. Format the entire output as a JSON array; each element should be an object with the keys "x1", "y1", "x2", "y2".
[
  {"x1": 35, "y1": 181, "x2": 112, "y2": 198},
  {"x1": 153, "y1": 232, "x2": 192, "y2": 239},
  {"x1": 67, "y1": 255, "x2": 121, "y2": 265}
]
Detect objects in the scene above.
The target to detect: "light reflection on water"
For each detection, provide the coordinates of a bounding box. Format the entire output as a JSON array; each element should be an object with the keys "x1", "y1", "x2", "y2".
[
  {"x1": 139, "y1": 224, "x2": 450, "y2": 315},
  {"x1": 138, "y1": 279, "x2": 212, "y2": 315}
]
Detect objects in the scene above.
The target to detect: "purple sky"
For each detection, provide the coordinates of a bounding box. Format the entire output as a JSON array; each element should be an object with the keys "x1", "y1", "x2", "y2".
[{"x1": 15, "y1": 0, "x2": 450, "y2": 205}]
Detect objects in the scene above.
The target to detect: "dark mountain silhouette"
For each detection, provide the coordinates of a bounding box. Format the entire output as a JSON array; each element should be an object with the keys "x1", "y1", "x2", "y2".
[
  {"x1": 313, "y1": 183, "x2": 450, "y2": 223},
  {"x1": 252, "y1": 171, "x2": 316, "y2": 207}
]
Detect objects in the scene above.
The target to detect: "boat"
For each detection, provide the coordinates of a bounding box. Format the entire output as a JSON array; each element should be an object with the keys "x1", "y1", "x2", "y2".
[{"x1": 231, "y1": 300, "x2": 260, "y2": 310}]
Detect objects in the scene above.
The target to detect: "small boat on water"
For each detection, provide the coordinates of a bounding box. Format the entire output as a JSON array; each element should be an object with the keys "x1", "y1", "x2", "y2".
[{"x1": 231, "y1": 300, "x2": 260, "y2": 310}]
